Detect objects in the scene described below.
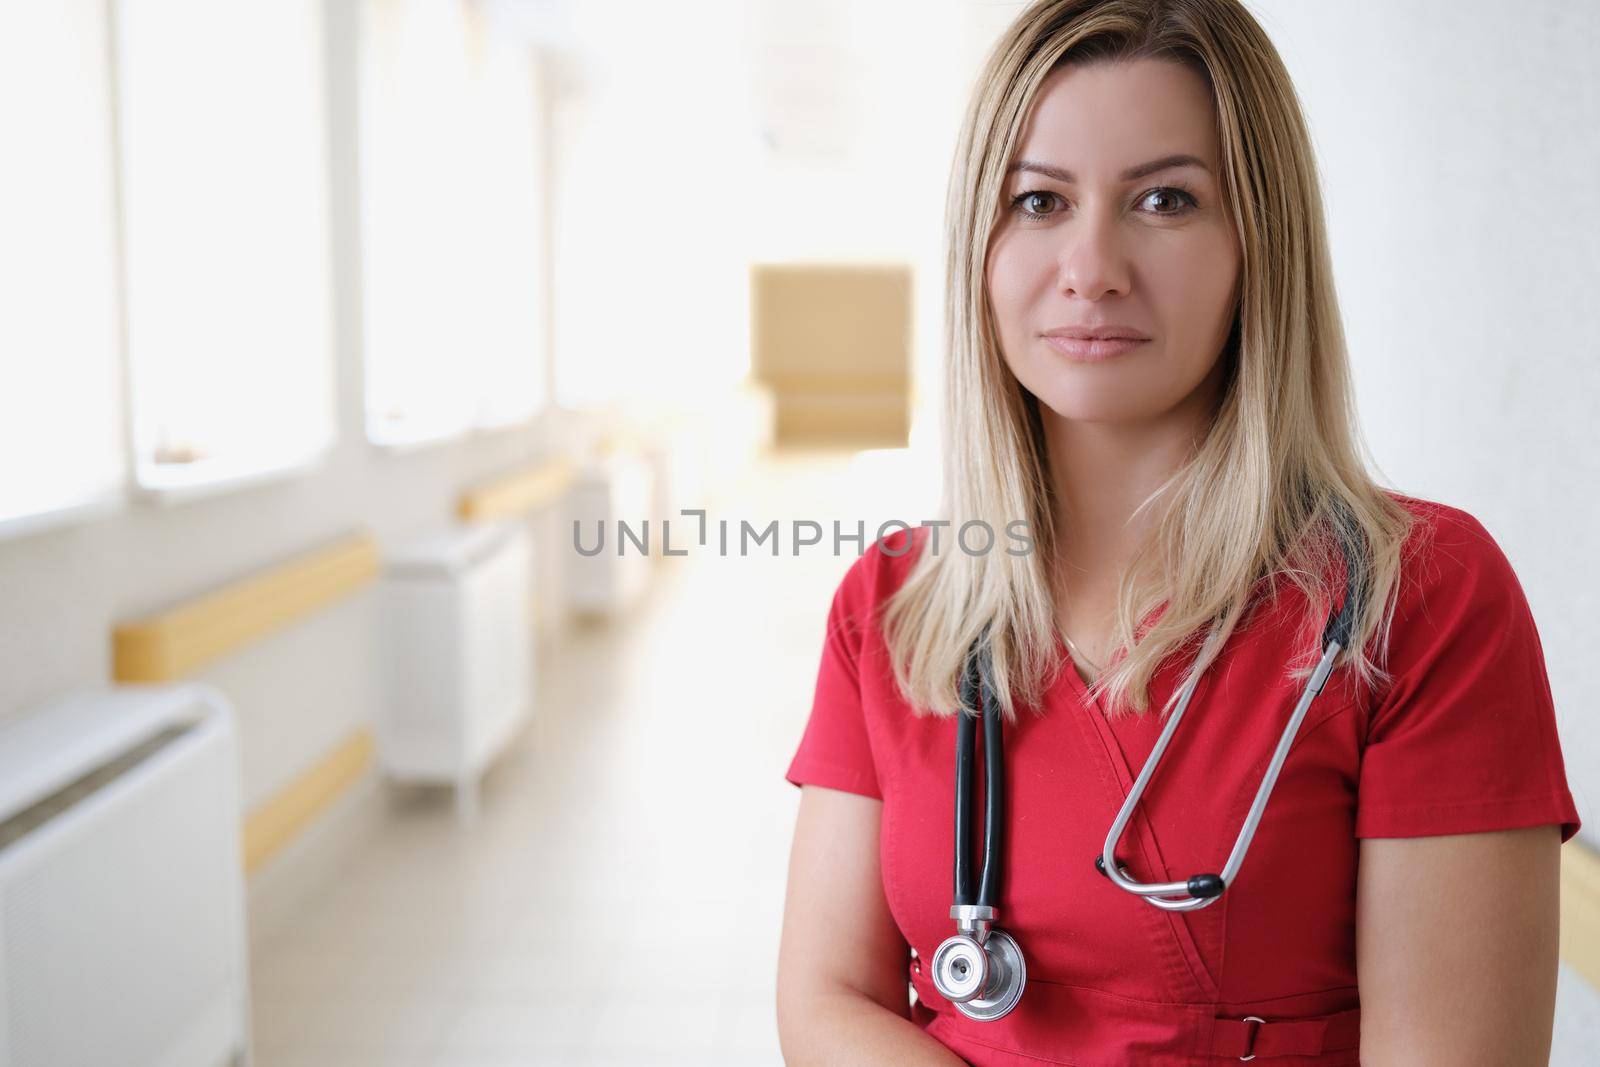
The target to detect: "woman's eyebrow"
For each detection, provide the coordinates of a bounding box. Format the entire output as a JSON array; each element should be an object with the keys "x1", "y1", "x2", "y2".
[{"x1": 1008, "y1": 153, "x2": 1210, "y2": 182}]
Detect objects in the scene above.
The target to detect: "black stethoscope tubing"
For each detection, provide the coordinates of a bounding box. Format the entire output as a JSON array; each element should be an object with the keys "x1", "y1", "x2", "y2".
[{"x1": 954, "y1": 639, "x2": 1004, "y2": 911}]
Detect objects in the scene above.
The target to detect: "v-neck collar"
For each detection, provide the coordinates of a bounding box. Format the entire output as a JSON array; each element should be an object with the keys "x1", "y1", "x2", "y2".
[
  {"x1": 1048, "y1": 632, "x2": 1224, "y2": 999},
  {"x1": 1055, "y1": 632, "x2": 1102, "y2": 710}
]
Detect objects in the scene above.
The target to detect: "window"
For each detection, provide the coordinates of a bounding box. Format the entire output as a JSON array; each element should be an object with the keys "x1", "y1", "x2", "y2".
[
  {"x1": 359, "y1": 0, "x2": 546, "y2": 448},
  {"x1": 546, "y1": 3, "x2": 753, "y2": 411},
  {"x1": 116, "y1": 0, "x2": 337, "y2": 495},
  {"x1": 0, "y1": 2, "x2": 126, "y2": 540}
]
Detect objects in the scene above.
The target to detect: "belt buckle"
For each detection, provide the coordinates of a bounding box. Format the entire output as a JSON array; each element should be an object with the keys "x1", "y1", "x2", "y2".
[{"x1": 1238, "y1": 1015, "x2": 1265, "y2": 1060}]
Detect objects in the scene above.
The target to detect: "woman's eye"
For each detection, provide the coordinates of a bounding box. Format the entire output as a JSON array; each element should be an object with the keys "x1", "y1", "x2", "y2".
[
  {"x1": 1139, "y1": 187, "x2": 1198, "y2": 216},
  {"x1": 1010, "y1": 191, "x2": 1061, "y2": 219}
]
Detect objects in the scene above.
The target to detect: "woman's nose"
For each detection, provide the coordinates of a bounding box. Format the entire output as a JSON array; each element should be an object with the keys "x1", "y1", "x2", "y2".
[{"x1": 1057, "y1": 216, "x2": 1131, "y2": 301}]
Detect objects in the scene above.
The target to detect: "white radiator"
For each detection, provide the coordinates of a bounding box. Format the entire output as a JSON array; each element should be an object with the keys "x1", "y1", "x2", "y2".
[
  {"x1": 0, "y1": 684, "x2": 251, "y2": 1067},
  {"x1": 380, "y1": 521, "x2": 534, "y2": 824},
  {"x1": 568, "y1": 453, "x2": 655, "y2": 616}
]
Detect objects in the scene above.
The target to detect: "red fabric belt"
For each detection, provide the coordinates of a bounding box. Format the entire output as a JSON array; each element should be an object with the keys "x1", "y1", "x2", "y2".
[
  {"x1": 910, "y1": 968, "x2": 1361, "y2": 1064},
  {"x1": 1209, "y1": 1007, "x2": 1361, "y2": 1058}
]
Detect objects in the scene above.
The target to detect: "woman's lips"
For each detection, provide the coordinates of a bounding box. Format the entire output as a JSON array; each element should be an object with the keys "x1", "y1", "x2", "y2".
[{"x1": 1042, "y1": 335, "x2": 1149, "y2": 362}]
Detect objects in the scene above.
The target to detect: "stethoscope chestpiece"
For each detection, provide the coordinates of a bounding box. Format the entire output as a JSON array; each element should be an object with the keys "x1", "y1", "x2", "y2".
[
  {"x1": 931, "y1": 932, "x2": 988, "y2": 1001},
  {"x1": 931, "y1": 905, "x2": 1026, "y2": 1021}
]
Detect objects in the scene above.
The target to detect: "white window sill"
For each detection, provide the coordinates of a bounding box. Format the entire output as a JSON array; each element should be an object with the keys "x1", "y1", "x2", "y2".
[
  {"x1": 0, "y1": 492, "x2": 124, "y2": 545},
  {"x1": 368, "y1": 410, "x2": 540, "y2": 457},
  {"x1": 133, "y1": 445, "x2": 332, "y2": 506},
  {"x1": 367, "y1": 424, "x2": 468, "y2": 457}
]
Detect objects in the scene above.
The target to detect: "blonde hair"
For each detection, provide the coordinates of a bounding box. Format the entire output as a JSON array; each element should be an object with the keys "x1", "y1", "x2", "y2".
[{"x1": 882, "y1": 0, "x2": 1419, "y2": 720}]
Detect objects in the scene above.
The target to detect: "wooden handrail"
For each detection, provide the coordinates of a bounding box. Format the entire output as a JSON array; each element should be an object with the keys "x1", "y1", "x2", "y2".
[
  {"x1": 242, "y1": 727, "x2": 373, "y2": 875},
  {"x1": 1561, "y1": 840, "x2": 1600, "y2": 992},
  {"x1": 112, "y1": 532, "x2": 380, "y2": 683},
  {"x1": 456, "y1": 458, "x2": 577, "y2": 522}
]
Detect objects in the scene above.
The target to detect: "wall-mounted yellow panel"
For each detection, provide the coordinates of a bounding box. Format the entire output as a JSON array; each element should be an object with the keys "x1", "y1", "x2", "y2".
[
  {"x1": 457, "y1": 459, "x2": 577, "y2": 523},
  {"x1": 112, "y1": 532, "x2": 380, "y2": 683},
  {"x1": 243, "y1": 726, "x2": 374, "y2": 875},
  {"x1": 1561, "y1": 840, "x2": 1600, "y2": 993}
]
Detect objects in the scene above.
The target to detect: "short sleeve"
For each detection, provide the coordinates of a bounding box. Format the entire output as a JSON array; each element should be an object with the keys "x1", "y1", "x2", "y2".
[
  {"x1": 1356, "y1": 506, "x2": 1581, "y2": 843},
  {"x1": 784, "y1": 554, "x2": 883, "y2": 800}
]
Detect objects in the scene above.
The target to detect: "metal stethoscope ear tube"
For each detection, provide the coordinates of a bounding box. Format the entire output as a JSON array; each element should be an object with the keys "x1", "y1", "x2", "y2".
[
  {"x1": 1094, "y1": 543, "x2": 1365, "y2": 911},
  {"x1": 931, "y1": 639, "x2": 1027, "y2": 1021},
  {"x1": 1094, "y1": 636, "x2": 1344, "y2": 911},
  {"x1": 936, "y1": 508, "x2": 1367, "y2": 1021}
]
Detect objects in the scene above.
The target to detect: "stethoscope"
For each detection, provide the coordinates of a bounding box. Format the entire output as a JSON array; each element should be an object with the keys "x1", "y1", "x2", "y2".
[{"x1": 931, "y1": 517, "x2": 1366, "y2": 1021}]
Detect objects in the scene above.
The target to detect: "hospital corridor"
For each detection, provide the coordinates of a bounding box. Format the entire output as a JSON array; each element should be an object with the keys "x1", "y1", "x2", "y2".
[
  {"x1": 242, "y1": 451, "x2": 914, "y2": 1065},
  {"x1": 4, "y1": 1, "x2": 1600, "y2": 1065}
]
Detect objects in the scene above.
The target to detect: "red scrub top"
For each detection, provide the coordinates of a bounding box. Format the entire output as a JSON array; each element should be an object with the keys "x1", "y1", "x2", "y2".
[{"x1": 785, "y1": 495, "x2": 1581, "y2": 1066}]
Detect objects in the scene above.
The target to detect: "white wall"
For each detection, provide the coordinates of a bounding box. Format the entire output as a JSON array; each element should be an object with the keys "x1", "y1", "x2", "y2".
[
  {"x1": 1247, "y1": 2, "x2": 1600, "y2": 1051},
  {"x1": 1250, "y1": 0, "x2": 1600, "y2": 847}
]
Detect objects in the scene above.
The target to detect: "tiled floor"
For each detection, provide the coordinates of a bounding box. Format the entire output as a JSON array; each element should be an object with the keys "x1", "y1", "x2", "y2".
[{"x1": 246, "y1": 448, "x2": 926, "y2": 1066}]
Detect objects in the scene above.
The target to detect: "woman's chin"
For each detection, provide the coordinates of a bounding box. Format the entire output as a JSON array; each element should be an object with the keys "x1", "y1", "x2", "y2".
[{"x1": 1030, "y1": 391, "x2": 1152, "y2": 425}]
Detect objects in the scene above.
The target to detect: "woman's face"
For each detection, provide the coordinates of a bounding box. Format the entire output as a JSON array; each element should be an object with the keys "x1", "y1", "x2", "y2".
[{"x1": 985, "y1": 58, "x2": 1241, "y2": 425}]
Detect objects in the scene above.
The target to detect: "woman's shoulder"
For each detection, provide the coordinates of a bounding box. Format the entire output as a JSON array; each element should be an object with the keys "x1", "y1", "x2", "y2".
[
  {"x1": 1367, "y1": 490, "x2": 1547, "y2": 699},
  {"x1": 823, "y1": 525, "x2": 931, "y2": 643},
  {"x1": 1385, "y1": 488, "x2": 1496, "y2": 540},
  {"x1": 1380, "y1": 490, "x2": 1527, "y2": 604},
  {"x1": 833, "y1": 524, "x2": 932, "y2": 600},
  {"x1": 1357, "y1": 493, "x2": 1578, "y2": 842}
]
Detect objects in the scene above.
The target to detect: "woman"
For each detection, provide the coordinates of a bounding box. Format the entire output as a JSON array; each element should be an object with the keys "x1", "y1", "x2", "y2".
[{"x1": 775, "y1": 1, "x2": 1581, "y2": 1064}]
